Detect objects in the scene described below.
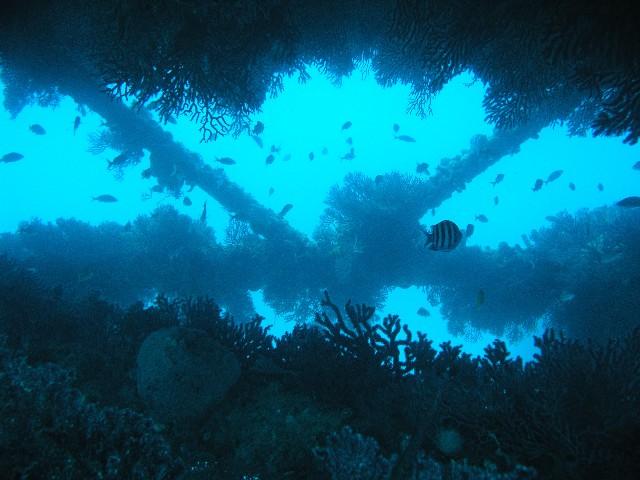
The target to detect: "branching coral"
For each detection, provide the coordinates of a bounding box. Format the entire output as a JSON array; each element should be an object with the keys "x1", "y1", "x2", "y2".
[
  {"x1": 0, "y1": 346, "x2": 183, "y2": 478},
  {"x1": 314, "y1": 426, "x2": 536, "y2": 480},
  {"x1": 181, "y1": 296, "x2": 274, "y2": 370},
  {"x1": 316, "y1": 290, "x2": 415, "y2": 378},
  {"x1": 95, "y1": 0, "x2": 297, "y2": 141},
  {"x1": 313, "y1": 426, "x2": 394, "y2": 480},
  {"x1": 2, "y1": 0, "x2": 639, "y2": 142}
]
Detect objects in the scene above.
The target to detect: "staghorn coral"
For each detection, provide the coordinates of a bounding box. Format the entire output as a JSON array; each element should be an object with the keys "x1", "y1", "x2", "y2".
[
  {"x1": 315, "y1": 290, "x2": 417, "y2": 378},
  {"x1": 304, "y1": 295, "x2": 640, "y2": 478}
]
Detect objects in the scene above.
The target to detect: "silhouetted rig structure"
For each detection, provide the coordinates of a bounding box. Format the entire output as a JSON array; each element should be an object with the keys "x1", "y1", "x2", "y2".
[{"x1": 1, "y1": 0, "x2": 639, "y2": 340}]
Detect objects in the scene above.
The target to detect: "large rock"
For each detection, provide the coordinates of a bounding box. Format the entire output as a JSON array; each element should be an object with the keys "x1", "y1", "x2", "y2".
[{"x1": 136, "y1": 327, "x2": 240, "y2": 424}]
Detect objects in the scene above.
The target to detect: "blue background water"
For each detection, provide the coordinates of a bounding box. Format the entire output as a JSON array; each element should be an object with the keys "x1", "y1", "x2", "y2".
[{"x1": 1, "y1": 66, "x2": 637, "y2": 360}]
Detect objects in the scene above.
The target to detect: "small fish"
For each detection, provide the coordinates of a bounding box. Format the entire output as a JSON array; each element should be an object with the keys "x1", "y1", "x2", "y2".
[
  {"x1": 321, "y1": 147, "x2": 328, "y2": 155},
  {"x1": 29, "y1": 124, "x2": 46, "y2": 135},
  {"x1": 141, "y1": 168, "x2": 152, "y2": 179},
  {"x1": 251, "y1": 135, "x2": 264, "y2": 148},
  {"x1": 475, "y1": 214, "x2": 488, "y2": 223},
  {"x1": 278, "y1": 203, "x2": 293, "y2": 217},
  {"x1": 270, "y1": 145, "x2": 281, "y2": 153},
  {"x1": 465, "y1": 224, "x2": 475, "y2": 238},
  {"x1": 476, "y1": 289, "x2": 485, "y2": 307},
  {"x1": 393, "y1": 123, "x2": 400, "y2": 133},
  {"x1": 616, "y1": 196, "x2": 640, "y2": 208},
  {"x1": 416, "y1": 162, "x2": 430, "y2": 174},
  {"x1": 545, "y1": 170, "x2": 563, "y2": 184},
  {"x1": 253, "y1": 121, "x2": 264, "y2": 135},
  {"x1": 417, "y1": 307, "x2": 430, "y2": 317},
  {"x1": 183, "y1": 196, "x2": 192, "y2": 206},
  {"x1": 632, "y1": 161, "x2": 640, "y2": 170},
  {"x1": 93, "y1": 194, "x2": 118, "y2": 202},
  {"x1": 200, "y1": 201, "x2": 207, "y2": 223},
  {"x1": 216, "y1": 157, "x2": 236, "y2": 165},
  {"x1": 431, "y1": 208, "x2": 436, "y2": 216},
  {"x1": 493, "y1": 196, "x2": 499, "y2": 206},
  {"x1": 375, "y1": 175, "x2": 384, "y2": 185},
  {"x1": 73, "y1": 115, "x2": 81, "y2": 135},
  {"x1": 265, "y1": 154, "x2": 275, "y2": 165},
  {"x1": 283, "y1": 153, "x2": 291, "y2": 162},
  {"x1": 395, "y1": 134, "x2": 416, "y2": 142},
  {"x1": 559, "y1": 291, "x2": 575, "y2": 303},
  {"x1": 532, "y1": 179, "x2": 544, "y2": 191},
  {"x1": 1, "y1": 152, "x2": 24, "y2": 163},
  {"x1": 268, "y1": 187, "x2": 275, "y2": 196},
  {"x1": 341, "y1": 148, "x2": 355, "y2": 160},
  {"x1": 151, "y1": 185, "x2": 164, "y2": 193},
  {"x1": 346, "y1": 137, "x2": 353, "y2": 145},
  {"x1": 309, "y1": 152, "x2": 315, "y2": 161},
  {"x1": 490, "y1": 174, "x2": 504, "y2": 187},
  {"x1": 341, "y1": 121, "x2": 352, "y2": 130},
  {"x1": 597, "y1": 183, "x2": 604, "y2": 191},
  {"x1": 545, "y1": 215, "x2": 560, "y2": 223},
  {"x1": 422, "y1": 220, "x2": 463, "y2": 251},
  {"x1": 569, "y1": 182, "x2": 576, "y2": 191}
]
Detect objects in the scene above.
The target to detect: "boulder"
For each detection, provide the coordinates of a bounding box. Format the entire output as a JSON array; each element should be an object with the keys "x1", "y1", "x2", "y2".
[{"x1": 137, "y1": 327, "x2": 240, "y2": 424}]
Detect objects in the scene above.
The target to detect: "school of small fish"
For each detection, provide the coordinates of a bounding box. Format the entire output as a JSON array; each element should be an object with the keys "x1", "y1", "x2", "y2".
[{"x1": 3, "y1": 106, "x2": 629, "y2": 259}]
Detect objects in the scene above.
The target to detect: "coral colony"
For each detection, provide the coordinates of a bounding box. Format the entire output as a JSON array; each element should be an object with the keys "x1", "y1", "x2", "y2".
[{"x1": 1, "y1": 1, "x2": 639, "y2": 478}]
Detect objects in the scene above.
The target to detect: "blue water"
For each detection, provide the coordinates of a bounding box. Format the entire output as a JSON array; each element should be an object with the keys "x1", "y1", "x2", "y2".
[{"x1": 1, "y1": 65, "x2": 637, "y2": 360}]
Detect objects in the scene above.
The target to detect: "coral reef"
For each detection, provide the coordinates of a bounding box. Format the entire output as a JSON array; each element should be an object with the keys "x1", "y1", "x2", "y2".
[
  {"x1": 0, "y1": 2, "x2": 639, "y2": 476},
  {"x1": 314, "y1": 426, "x2": 536, "y2": 480},
  {"x1": 0, "y1": 1, "x2": 638, "y2": 336},
  {"x1": 0, "y1": 345, "x2": 183, "y2": 479},
  {"x1": 313, "y1": 426, "x2": 394, "y2": 480},
  {"x1": 1, "y1": 266, "x2": 639, "y2": 478},
  {"x1": 5, "y1": 0, "x2": 634, "y2": 337},
  {"x1": 3, "y1": 0, "x2": 637, "y2": 142},
  {"x1": 3, "y1": 202, "x2": 639, "y2": 341},
  {"x1": 206, "y1": 383, "x2": 344, "y2": 478}
]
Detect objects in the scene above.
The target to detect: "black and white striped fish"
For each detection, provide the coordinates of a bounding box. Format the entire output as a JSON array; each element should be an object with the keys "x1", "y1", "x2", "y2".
[{"x1": 422, "y1": 220, "x2": 463, "y2": 251}]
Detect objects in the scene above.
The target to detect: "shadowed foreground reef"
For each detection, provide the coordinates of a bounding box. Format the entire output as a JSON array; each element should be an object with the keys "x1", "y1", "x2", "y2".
[{"x1": 1, "y1": 260, "x2": 639, "y2": 479}]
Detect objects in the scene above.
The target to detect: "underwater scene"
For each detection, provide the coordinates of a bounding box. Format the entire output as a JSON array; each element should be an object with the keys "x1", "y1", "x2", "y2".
[{"x1": 1, "y1": 1, "x2": 639, "y2": 479}]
